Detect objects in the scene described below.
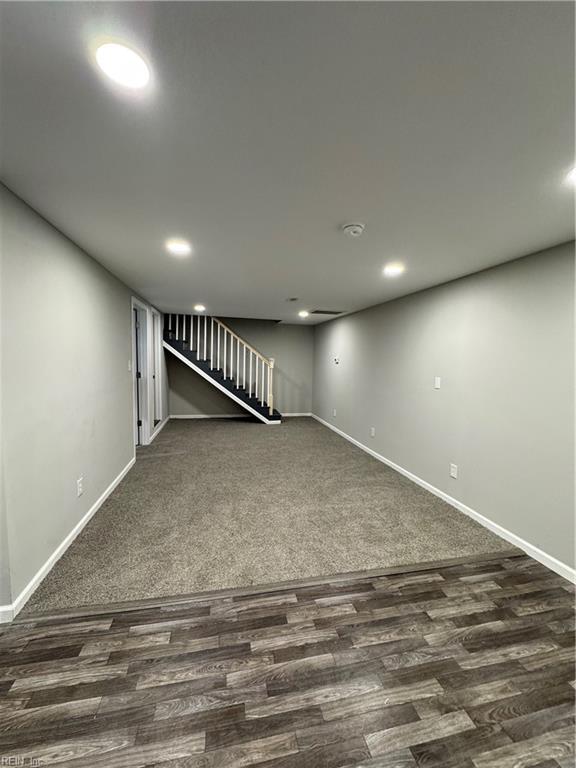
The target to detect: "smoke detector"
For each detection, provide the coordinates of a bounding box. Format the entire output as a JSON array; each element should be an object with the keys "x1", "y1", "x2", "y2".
[{"x1": 342, "y1": 222, "x2": 365, "y2": 238}]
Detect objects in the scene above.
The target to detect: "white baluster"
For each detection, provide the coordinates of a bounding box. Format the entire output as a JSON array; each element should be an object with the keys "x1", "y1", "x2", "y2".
[
  {"x1": 261, "y1": 362, "x2": 265, "y2": 406},
  {"x1": 203, "y1": 316, "x2": 207, "y2": 360},
  {"x1": 249, "y1": 352, "x2": 253, "y2": 396},
  {"x1": 210, "y1": 319, "x2": 214, "y2": 369},
  {"x1": 224, "y1": 330, "x2": 227, "y2": 378},
  {"x1": 243, "y1": 346, "x2": 246, "y2": 389}
]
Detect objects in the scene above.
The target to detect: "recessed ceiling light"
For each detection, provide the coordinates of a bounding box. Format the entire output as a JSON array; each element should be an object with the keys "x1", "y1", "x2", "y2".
[
  {"x1": 193, "y1": 304, "x2": 206, "y2": 312},
  {"x1": 298, "y1": 310, "x2": 310, "y2": 318},
  {"x1": 565, "y1": 167, "x2": 576, "y2": 186},
  {"x1": 165, "y1": 238, "x2": 192, "y2": 257},
  {"x1": 95, "y1": 43, "x2": 150, "y2": 89},
  {"x1": 383, "y1": 262, "x2": 405, "y2": 278}
]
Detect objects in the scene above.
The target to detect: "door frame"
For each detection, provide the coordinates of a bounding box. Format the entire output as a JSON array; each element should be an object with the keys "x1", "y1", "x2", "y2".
[
  {"x1": 131, "y1": 298, "x2": 149, "y2": 446},
  {"x1": 131, "y1": 298, "x2": 167, "y2": 446},
  {"x1": 151, "y1": 308, "x2": 163, "y2": 427}
]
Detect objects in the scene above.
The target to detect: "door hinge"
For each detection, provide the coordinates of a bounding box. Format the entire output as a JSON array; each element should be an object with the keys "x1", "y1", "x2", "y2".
[
  {"x1": 137, "y1": 419, "x2": 142, "y2": 427},
  {"x1": 136, "y1": 371, "x2": 142, "y2": 379}
]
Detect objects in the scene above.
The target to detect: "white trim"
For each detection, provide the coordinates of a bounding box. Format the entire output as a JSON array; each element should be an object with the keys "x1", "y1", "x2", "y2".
[
  {"x1": 283, "y1": 413, "x2": 312, "y2": 417},
  {"x1": 170, "y1": 414, "x2": 247, "y2": 420},
  {"x1": 148, "y1": 416, "x2": 169, "y2": 442},
  {"x1": 164, "y1": 342, "x2": 279, "y2": 424},
  {"x1": 311, "y1": 414, "x2": 576, "y2": 584},
  {"x1": 131, "y1": 297, "x2": 150, "y2": 446},
  {"x1": 151, "y1": 308, "x2": 164, "y2": 425},
  {"x1": 1, "y1": 457, "x2": 136, "y2": 623}
]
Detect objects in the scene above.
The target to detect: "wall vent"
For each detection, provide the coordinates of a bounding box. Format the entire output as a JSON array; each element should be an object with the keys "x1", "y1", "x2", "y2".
[{"x1": 310, "y1": 309, "x2": 344, "y2": 315}]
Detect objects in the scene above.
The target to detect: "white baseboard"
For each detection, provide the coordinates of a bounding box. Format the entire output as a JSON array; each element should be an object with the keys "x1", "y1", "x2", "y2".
[
  {"x1": 2, "y1": 456, "x2": 136, "y2": 623},
  {"x1": 148, "y1": 416, "x2": 169, "y2": 442},
  {"x1": 312, "y1": 414, "x2": 575, "y2": 584},
  {"x1": 169, "y1": 414, "x2": 247, "y2": 419},
  {"x1": 283, "y1": 413, "x2": 313, "y2": 417}
]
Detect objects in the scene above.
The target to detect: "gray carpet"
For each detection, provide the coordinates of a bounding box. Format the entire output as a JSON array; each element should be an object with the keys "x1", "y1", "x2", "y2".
[{"x1": 25, "y1": 417, "x2": 513, "y2": 613}]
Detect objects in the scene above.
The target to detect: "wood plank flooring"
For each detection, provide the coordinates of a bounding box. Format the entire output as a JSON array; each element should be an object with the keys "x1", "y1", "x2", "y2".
[{"x1": 0, "y1": 552, "x2": 574, "y2": 767}]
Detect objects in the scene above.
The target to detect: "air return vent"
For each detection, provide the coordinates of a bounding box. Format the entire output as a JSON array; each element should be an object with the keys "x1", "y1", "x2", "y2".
[{"x1": 310, "y1": 310, "x2": 344, "y2": 315}]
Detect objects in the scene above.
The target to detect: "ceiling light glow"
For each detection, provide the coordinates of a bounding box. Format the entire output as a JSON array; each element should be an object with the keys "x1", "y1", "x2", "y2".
[
  {"x1": 298, "y1": 310, "x2": 310, "y2": 318},
  {"x1": 383, "y1": 262, "x2": 405, "y2": 278},
  {"x1": 165, "y1": 238, "x2": 192, "y2": 257},
  {"x1": 565, "y1": 167, "x2": 576, "y2": 186},
  {"x1": 193, "y1": 304, "x2": 206, "y2": 312},
  {"x1": 95, "y1": 43, "x2": 150, "y2": 89}
]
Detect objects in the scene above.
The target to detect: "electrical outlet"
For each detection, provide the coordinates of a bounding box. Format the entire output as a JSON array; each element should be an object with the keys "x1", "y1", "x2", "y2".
[
  {"x1": 434, "y1": 376, "x2": 441, "y2": 390},
  {"x1": 77, "y1": 476, "x2": 84, "y2": 497},
  {"x1": 332, "y1": 408, "x2": 337, "y2": 418},
  {"x1": 450, "y1": 463, "x2": 458, "y2": 479},
  {"x1": 370, "y1": 426, "x2": 376, "y2": 438}
]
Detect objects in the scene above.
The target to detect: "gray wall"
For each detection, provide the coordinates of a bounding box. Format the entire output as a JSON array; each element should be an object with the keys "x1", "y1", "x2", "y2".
[
  {"x1": 0, "y1": 185, "x2": 135, "y2": 601},
  {"x1": 168, "y1": 353, "x2": 245, "y2": 417},
  {"x1": 313, "y1": 243, "x2": 575, "y2": 569},
  {"x1": 168, "y1": 319, "x2": 314, "y2": 416},
  {"x1": 0, "y1": 277, "x2": 9, "y2": 603}
]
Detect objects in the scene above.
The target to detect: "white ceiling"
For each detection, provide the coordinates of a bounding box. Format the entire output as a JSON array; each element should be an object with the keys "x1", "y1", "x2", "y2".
[{"x1": 0, "y1": 2, "x2": 574, "y2": 324}]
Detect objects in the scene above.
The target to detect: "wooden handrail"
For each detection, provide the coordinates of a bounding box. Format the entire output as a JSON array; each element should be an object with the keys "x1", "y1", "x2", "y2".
[{"x1": 213, "y1": 317, "x2": 273, "y2": 367}]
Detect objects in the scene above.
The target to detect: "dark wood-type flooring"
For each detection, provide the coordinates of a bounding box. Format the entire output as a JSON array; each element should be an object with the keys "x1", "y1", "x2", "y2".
[{"x1": 0, "y1": 551, "x2": 574, "y2": 767}]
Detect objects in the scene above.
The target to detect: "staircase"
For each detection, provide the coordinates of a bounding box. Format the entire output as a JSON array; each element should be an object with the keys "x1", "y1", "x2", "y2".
[{"x1": 163, "y1": 314, "x2": 282, "y2": 424}]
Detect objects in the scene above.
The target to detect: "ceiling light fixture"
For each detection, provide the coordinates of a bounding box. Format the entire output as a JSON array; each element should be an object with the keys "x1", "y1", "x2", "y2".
[
  {"x1": 165, "y1": 238, "x2": 192, "y2": 257},
  {"x1": 565, "y1": 167, "x2": 576, "y2": 186},
  {"x1": 383, "y1": 262, "x2": 405, "y2": 278},
  {"x1": 298, "y1": 310, "x2": 310, "y2": 318},
  {"x1": 95, "y1": 43, "x2": 150, "y2": 89},
  {"x1": 193, "y1": 304, "x2": 206, "y2": 312}
]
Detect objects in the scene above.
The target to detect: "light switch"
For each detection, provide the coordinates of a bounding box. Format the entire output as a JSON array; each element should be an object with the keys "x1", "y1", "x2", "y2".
[{"x1": 434, "y1": 376, "x2": 441, "y2": 390}]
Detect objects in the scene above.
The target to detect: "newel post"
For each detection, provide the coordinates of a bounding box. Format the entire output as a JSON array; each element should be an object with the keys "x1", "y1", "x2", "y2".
[{"x1": 268, "y1": 358, "x2": 275, "y2": 416}]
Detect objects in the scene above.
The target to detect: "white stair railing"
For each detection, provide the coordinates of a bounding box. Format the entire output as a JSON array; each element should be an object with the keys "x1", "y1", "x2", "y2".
[{"x1": 165, "y1": 314, "x2": 275, "y2": 417}]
